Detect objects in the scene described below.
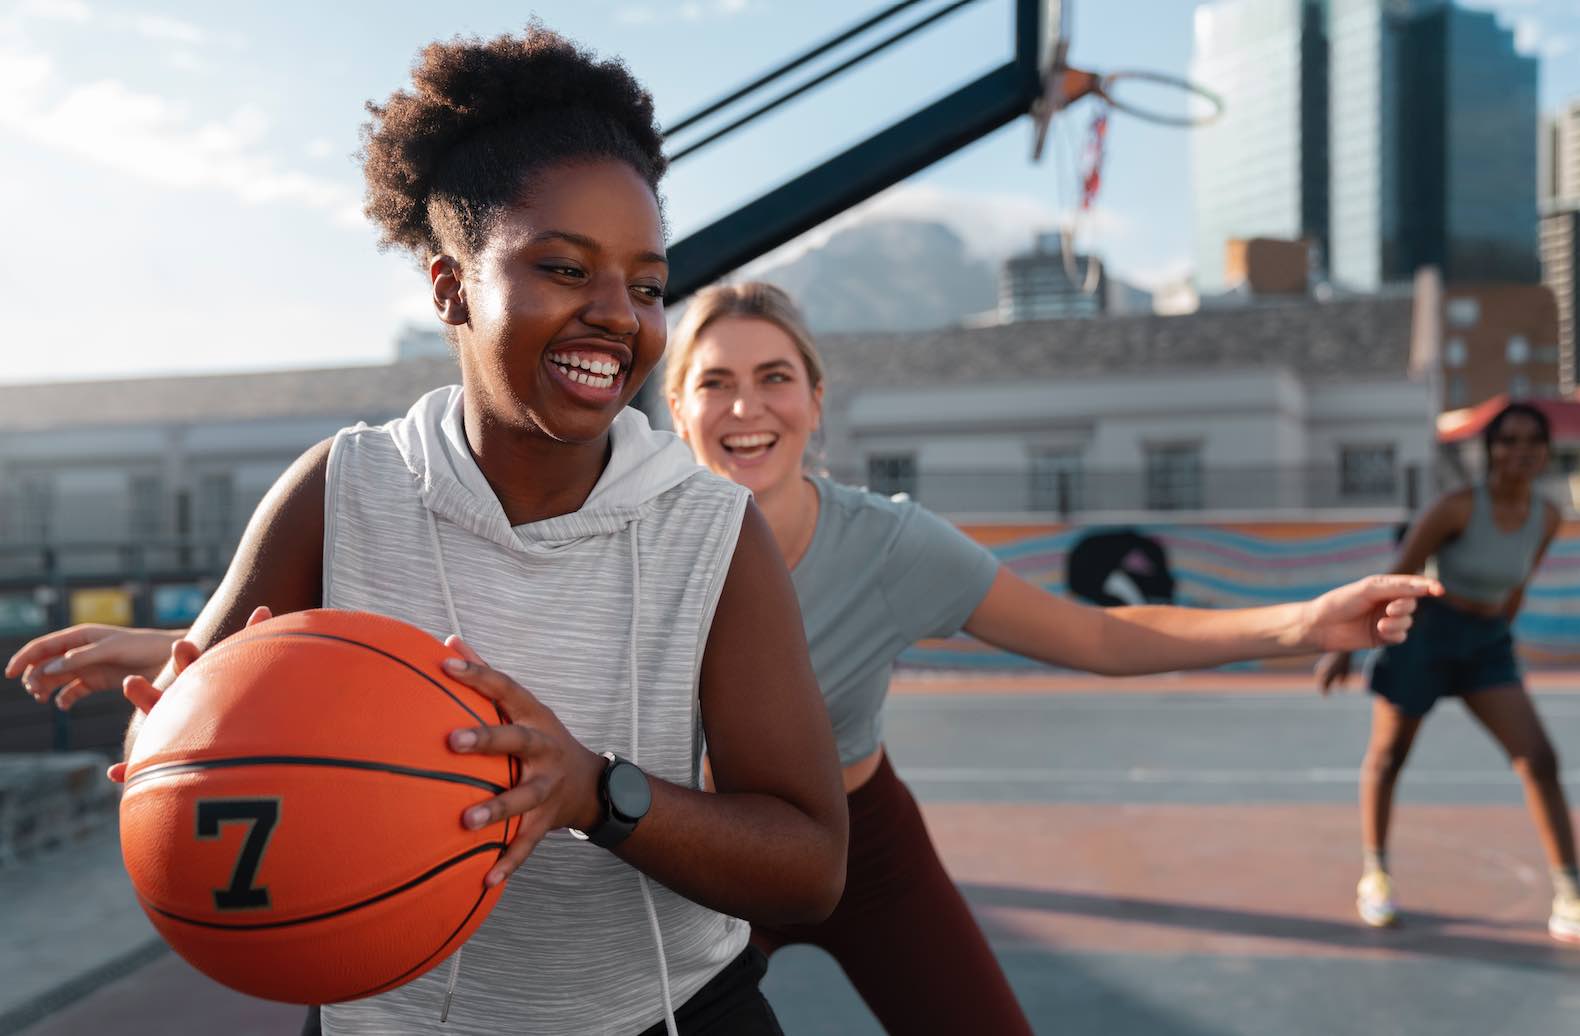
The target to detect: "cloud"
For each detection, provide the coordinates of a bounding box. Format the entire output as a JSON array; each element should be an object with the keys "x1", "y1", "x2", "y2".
[
  {"x1": 16, "y1": 0, "x2": 91, "y2": 22},
  {"x1": 1508, "y1": 14, "x2": 1575, "y2": 58},
  {"x1": 0, "y1": 42, "x2": 361, "y2": 224},
  {"x1": 129, "y1": 13, "x2": 203, "y2": 45},
  {"x1": 616, "y1": 0, "x2": 754, "y2": 25},
  {"x1": 1122, "y1": 255, "x2": 1195, "y2": 292},
  {"x1": 739, "y1": 183, "x2": 1131, "y2": 280},
  {"x1": 1515, "y1": 15, "x2": 1542, "y2": 52},
  {"x1": 1540, "y1": 34, "x2": 1575, "y2": 58}
]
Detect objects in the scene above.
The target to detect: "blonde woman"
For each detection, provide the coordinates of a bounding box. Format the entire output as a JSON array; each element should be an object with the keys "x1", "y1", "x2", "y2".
[{"x1": 661, "y1": 282, "x2": 1440, "y2": 1033}]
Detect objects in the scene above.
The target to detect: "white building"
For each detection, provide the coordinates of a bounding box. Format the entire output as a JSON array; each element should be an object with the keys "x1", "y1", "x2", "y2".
[
  {"x1": 0, "y1": 359, "x2": 458, "y2": 570},
  {"x1": 0, "y1": 295, "x2": 1432, "y2": 574},
  {"x1": 813, "y1": 294, "x2": 1433, "y2": 517}
]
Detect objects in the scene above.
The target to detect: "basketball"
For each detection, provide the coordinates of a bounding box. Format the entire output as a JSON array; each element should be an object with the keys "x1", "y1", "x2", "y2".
[{"x1": 118, "y1": 609, "x2": 519, "y2": 1004}]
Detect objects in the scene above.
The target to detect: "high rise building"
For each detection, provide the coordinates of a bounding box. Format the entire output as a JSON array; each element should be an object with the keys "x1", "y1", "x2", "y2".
[
  {"x1": 1327, "y1": 0, "x2": 1407, "y2": 291},
  {"x1": 1541, "y1": 209, "x2": 1580, "y2": 393},
  {"x1": 1190, "y1": 0, "x2": 1328, "y2": 295},
  {"x1": 998, "y1": 232, "x2": 1105, "y2": 321},
  {"x1": 1541, "y1": 101, "x2": 1580, "y2": 206},
  {"x1": 1329, "y1": 0, "x2": 1539, "y2": 289},
  {"x1": 1542, "y1": 100, "x2": 1580, "y2": 392},
  {"x1": 1399, "y1": 3, "x2": 1540, "y2": 283}
]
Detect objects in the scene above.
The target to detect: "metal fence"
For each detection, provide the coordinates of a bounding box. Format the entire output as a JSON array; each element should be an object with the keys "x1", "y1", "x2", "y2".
[
  {"x1": 0, "y1": 461, "x2": 1474, "y2": 616},
  {"x1": 825, "y1": 462, "x2": 1430, "y2": 516}
]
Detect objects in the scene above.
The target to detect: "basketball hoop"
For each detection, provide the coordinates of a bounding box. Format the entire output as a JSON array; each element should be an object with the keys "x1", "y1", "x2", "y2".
[
  {"x1": 1029, "y1": 4, "x2": 1223, "y2": 297},
  {"x1": 1094, "y1": 70, "x2": 1223, "y2": 128}
]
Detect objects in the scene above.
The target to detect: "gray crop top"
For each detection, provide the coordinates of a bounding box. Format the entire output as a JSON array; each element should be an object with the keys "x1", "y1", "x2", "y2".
[
  {"x1": 792, "y1": 477, "x2": 1000, "y2": 765},
  {"x1": 1435, "y1": 483, "x2": 1551, "y2": 605}
]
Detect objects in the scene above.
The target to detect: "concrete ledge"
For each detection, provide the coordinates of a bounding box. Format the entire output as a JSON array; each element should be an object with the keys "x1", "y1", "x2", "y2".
[{"x1": 0, "y1": 753, "x2": 118, "y2": 868}]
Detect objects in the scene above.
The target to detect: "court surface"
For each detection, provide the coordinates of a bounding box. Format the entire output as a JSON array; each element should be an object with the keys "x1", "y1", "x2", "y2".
[{"x1": 7, "y1": 672, "x2": 1579, "y2": 1035}]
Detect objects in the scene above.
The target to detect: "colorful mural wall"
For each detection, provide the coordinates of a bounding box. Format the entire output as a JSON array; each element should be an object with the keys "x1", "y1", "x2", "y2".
[{"x1": 902, "y1": 521, "x2": 1580, "y2": 672}]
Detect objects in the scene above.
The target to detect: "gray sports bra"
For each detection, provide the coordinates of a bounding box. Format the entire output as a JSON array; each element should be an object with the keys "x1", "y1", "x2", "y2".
[{"x1": 1434, "y1": 484, "x2": 1549, "y2": 605}]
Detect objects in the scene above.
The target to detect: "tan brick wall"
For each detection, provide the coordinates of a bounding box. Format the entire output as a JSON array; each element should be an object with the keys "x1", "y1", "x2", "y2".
[
  {"x1": 1439, "y1": 283, "x2": 1561, "y2": 408},
  {"x1": 1224, "y1": 238, "x2": 1309, "y2": 296}
]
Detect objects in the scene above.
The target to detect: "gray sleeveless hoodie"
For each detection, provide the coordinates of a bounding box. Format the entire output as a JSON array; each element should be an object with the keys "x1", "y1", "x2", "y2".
[{"x1": 319, "y1": 386, "x2": 750, "y2": 1035}]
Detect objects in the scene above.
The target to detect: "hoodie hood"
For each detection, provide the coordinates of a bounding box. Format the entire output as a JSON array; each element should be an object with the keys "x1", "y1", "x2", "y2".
[{"x1": 388, "y1": 385, "x2": 704, "y2": 551}]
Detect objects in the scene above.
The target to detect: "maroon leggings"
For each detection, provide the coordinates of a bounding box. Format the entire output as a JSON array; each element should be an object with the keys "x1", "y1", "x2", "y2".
[{"x1": 752, "y1": 753, "x2": 1034, "y2": 1035}]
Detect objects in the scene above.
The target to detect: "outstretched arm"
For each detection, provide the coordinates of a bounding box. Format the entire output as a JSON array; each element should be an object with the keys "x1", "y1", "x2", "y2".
[
  {"x1": 1316, "y1": 491, "x2": 1471, "y2": 692},
  {"x1": 7, "y1": 625, "x2": 185, "y2": 710},
  {"x1": 966, "y1": 567, "x2": 1440, "y2": 677}
]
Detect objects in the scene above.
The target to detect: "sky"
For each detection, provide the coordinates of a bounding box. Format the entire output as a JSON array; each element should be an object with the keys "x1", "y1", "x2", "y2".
[{"x1": 1, "y1": 0, "x2": 1577, "y2": 385}]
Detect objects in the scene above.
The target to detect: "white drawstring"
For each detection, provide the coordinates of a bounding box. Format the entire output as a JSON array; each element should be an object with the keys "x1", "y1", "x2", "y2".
[
  {"x1": 426, "y1": 509, "x2": 468, "y2": 1025},
  {"x1": 426, "y1": 509, "x2": 675, "y2": 1034},
  {"x1": 630, "y1": 523, "x2": 679, "y2": 1036}
]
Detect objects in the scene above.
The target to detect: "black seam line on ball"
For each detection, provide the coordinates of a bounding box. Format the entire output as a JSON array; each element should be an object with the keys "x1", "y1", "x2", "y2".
[
  {"x1": 202, "y1": 629, "x2": 489, "y2": 725},
  {"x1": 143, "y1": 842, "x2": 508, "y2": 930},
  {"x1": 344, "y1": 849, "x2": 502, "y2": 1000},
  {"x1": 124, "y1": 755, "x2": 507, "y2": 795}
]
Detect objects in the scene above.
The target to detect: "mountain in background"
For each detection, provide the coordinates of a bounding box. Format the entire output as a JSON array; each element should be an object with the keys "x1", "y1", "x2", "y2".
[
  {"x1": 393, "y1": 216, "x2": 1159, "y2": 360},
  {"x1": 753, "y1": 219, "x2": 998, "y2": 333}
]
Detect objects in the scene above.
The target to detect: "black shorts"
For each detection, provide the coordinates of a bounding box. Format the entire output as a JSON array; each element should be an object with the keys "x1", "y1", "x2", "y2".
[
  {"x1": 1368, "y1": 597, "x2": 1521, "y2": 716},
  {"x1": 300, "y1": 947, "x2": 779, "y2": 1036}
]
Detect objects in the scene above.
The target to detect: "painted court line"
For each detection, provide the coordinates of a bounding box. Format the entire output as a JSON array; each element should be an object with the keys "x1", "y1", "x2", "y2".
[
  {"x1": 891, "y1": 695, "x2": 1580, "y2": 716},
  {"x1": 889, "y1": 671, "x2": 1580, "y2": 696},
  {"x1": 902, "y1": 766, "x2": 1580, "y2": 786}
]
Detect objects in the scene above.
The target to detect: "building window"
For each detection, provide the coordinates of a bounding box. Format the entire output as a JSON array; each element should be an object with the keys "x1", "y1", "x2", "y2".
[
  {"x1": 128, "y1": 474, "x2": 164, "y2": 540},
  {"x1": 1144, "y1": 444, "x2": 1202, "y2": 511},
  {"x1": 867, "y1": 454, "x2": 917, "y2": 499},
  {"x1": 1507, "y1": 335, "x2": 1531, "y2": 364},
  {"x1": 1444, "y1": 337, "x2": 1467, "y2": 368},
  {"x1": 1447, "y1": 375, "x2": 1468, "y2": 408},
  {"x1": 1510, "y1": 374, "x2": 1532, "y2": 398},
  {"x1": 3, "y1": 473, "x2": 53, "y2": 544},
  {"x1": 1446, "y1": 297, "x2": 1480, "y2": 327},
  {"x1": 195, "y1": 472, "x2": 235, "y2": 543},
  {"x1": 1029, "y1": 449, "x2": 1084, "y2": 513},
  {"x1": 1340, "y1": 445, "x2": 1397, "y2": 500}
]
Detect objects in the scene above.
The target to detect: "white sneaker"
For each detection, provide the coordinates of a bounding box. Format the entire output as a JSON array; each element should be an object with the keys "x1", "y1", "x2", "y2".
[
  {"x1": 1357, "y1": 871, "x2": 1398, "y2": 928},
  {"x1": 1551, "y1": 893, "x2": 1580, "y2": 945}
]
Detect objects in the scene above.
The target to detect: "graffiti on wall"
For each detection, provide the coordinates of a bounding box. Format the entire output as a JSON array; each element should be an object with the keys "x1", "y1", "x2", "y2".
[{"x1": 902, "y1": 520, "x2": 1580, "y2": 672}]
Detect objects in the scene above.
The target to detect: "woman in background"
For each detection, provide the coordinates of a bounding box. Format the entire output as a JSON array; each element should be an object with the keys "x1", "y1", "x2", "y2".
[{"x1": 1317, "y1": 402, "x2": 1578, "y2": 944}]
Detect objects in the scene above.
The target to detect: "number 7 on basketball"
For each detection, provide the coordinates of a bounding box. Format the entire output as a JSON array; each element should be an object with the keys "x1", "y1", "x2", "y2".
[{"x1": 196, "y1": 798, "x2": 281, "y2": 911}]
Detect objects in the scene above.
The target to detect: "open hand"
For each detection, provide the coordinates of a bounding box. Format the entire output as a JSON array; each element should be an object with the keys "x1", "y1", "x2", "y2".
[
  {"x1": 441, "y1": 636, "x2": 605, "y2": 888},
  {"x1": 7, "y1": 625, "x2": 183, "y2": 710}
]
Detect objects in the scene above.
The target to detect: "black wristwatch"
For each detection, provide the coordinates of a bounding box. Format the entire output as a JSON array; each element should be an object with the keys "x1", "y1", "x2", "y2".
[{"x1": 570, "y1": 752, "x2": 651, "y2": 849}]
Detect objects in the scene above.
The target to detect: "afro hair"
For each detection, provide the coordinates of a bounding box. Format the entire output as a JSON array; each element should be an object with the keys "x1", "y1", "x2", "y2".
[{"x1": 359, "y1": 22, "x2": 667, "y2": 262}]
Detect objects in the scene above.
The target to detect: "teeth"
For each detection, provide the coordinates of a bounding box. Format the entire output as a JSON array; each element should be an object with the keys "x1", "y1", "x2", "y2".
[
  {"x1": 723, "y1": 433, "x2": 777, "y2": 449},
  {"x1": 550, "y1": 352, "x2": 617, "y2": 389},
  {"x1": 549, "y1": 351, "x2": 620, "y2": 377}
]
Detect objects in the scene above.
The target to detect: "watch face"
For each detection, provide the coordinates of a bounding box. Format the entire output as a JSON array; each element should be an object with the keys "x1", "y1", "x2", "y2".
[{"x1": 607, "y1": 762, "x2": 652, "y2": 821}]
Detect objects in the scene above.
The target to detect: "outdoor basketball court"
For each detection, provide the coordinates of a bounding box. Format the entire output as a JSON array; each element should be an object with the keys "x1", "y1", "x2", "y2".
[{"x1": 5, "y1": 670, "x2": 1576, "y2": 1036}]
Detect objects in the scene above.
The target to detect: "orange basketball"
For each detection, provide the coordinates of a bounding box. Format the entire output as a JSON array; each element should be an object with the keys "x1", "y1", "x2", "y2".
[{"x1": 119, "y1": 609, "x2": 519, "y2": 1004}]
